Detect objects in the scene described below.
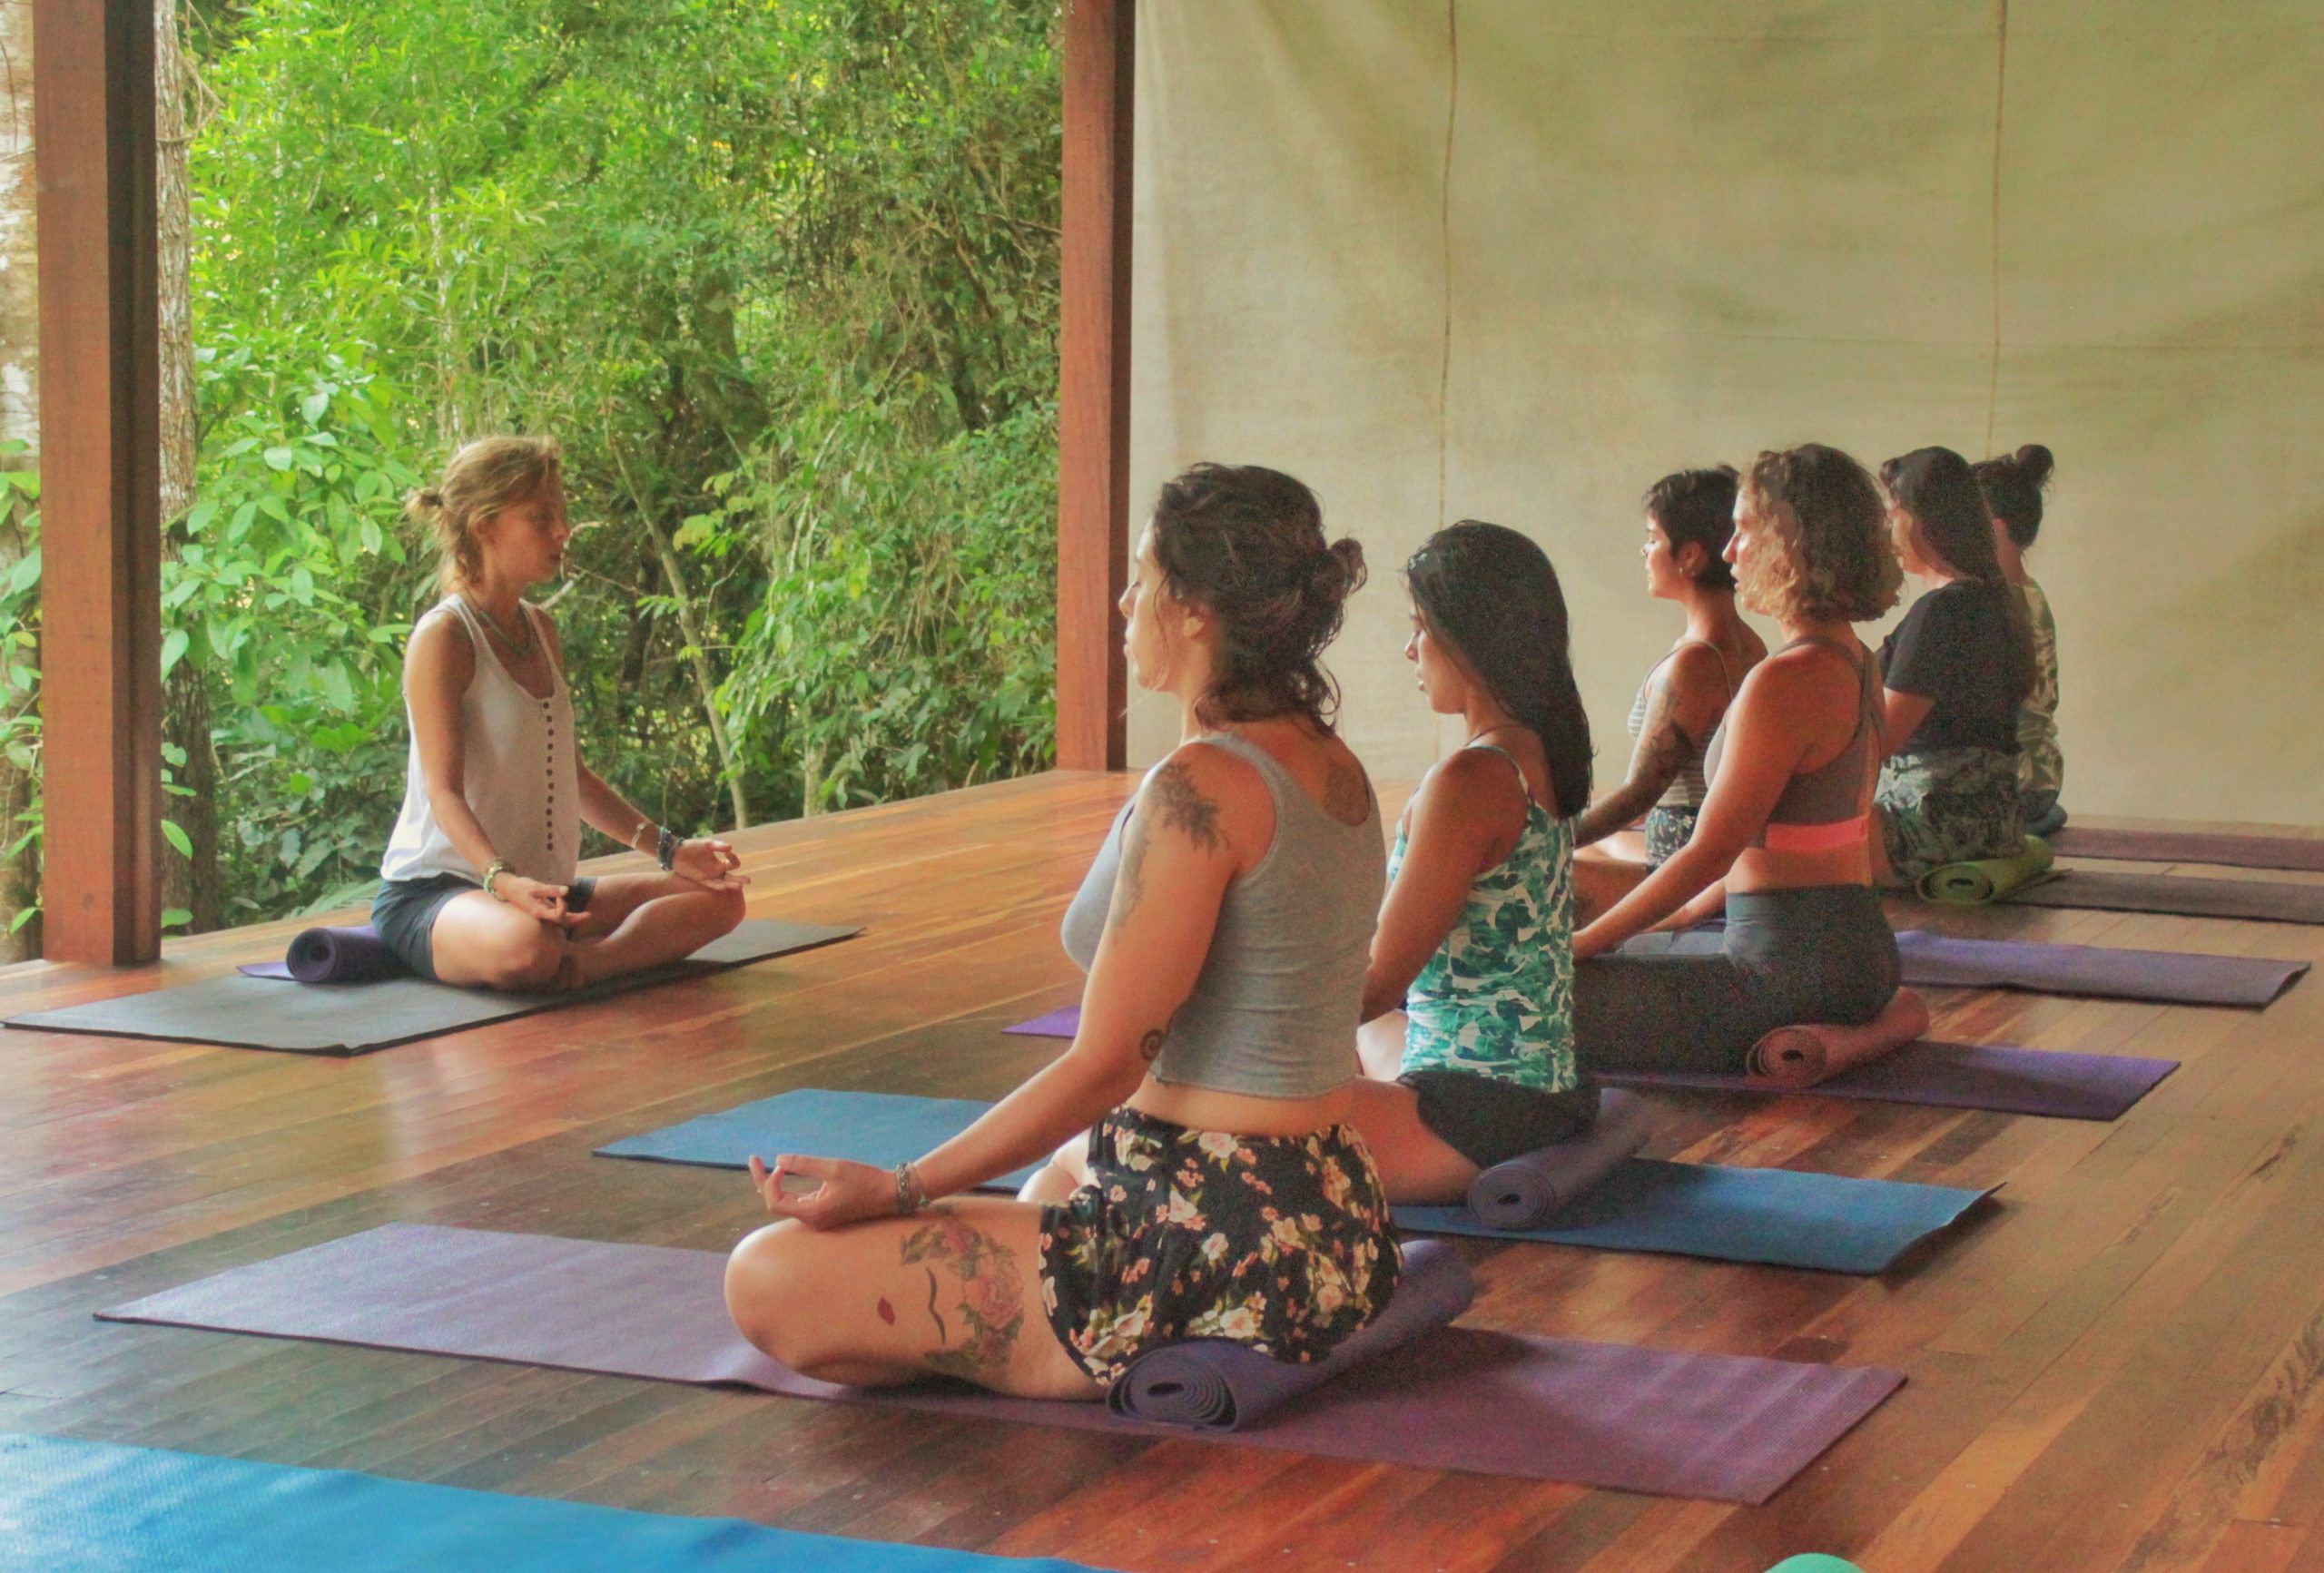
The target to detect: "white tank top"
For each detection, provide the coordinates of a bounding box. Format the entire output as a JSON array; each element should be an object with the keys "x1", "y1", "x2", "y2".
[{"x1": 379, "y1": 595, "x2": 579, "y2": 887}]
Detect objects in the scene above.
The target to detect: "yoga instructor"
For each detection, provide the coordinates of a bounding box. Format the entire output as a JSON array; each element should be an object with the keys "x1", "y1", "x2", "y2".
[
  {"x1": 374, "y1": 435, "x2": 748, "y2": 990},
  {"x1": 726, "y1": 463, "x2": 1399, "y2": 1399}
]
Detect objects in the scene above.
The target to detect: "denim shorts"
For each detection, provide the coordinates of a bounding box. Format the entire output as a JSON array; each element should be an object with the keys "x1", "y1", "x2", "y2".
[{"x1": 371, "y1": 871, "x2": 595, "y2": 980}]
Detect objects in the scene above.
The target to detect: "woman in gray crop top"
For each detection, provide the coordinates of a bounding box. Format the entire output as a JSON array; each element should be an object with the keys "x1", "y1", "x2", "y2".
[
  {"x1": 1569, "y1": 446, "x2": 1914, "y2": 1077},
  {"x1": 726, "y1": 464, "x2": 1400, "y2": 1399}
]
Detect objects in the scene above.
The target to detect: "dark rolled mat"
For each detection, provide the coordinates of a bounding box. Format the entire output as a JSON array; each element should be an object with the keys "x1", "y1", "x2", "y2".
[
  {"x1": 2004, "y1": 870, "x2": 2324, "y2": 926},
  {"x1": 97, "y1": 1222, "x2": 1904, "y2": 1501},
  {"x1": 1894, "y1": 930, "x2": 2308, "y2": 1008},
  {"x1": 1465, "y1": 1089, "x2": 1652, "y2": 1228},
  {"x1": 238, "y1": 923, "x2": 407, "y2": 983},
  {"x1": 2049, "y1": 826, "x2": 2324, "y2": 873},
  {"x1": 5, "y1": 918, "x2": 862, "y2": 1055},
  {"x1": 1106, "y1": 1236, "x2": 1475, "y2": 1428}
]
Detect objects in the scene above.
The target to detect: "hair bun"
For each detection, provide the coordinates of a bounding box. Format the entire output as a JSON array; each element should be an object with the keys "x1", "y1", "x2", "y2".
[{"x1": 2012, "y1": 443, "x2": 2055, "y2": 487}]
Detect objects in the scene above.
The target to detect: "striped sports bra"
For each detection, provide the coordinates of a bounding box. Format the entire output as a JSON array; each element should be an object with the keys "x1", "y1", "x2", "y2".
[
  {"x1": 1702, "y1": 636, "x2": 1884, "y2": 854},
  {"x1": 1623, "y1": 639, "x2": 1735, "y2": 811}
]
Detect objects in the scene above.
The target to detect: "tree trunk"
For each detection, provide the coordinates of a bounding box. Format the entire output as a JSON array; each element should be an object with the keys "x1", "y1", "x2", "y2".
[{"x1": 154, "y1": 0, "x2": 222, "y2": 931}]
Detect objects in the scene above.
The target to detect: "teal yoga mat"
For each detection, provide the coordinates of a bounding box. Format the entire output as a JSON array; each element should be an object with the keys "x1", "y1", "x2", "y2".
[
  {"x1": 0, "y1": 1431, "x2": 1100, "y2": 1571},
  {"x1": 597, "y1": 1089, "x2": 1994, "y2": 1274}
]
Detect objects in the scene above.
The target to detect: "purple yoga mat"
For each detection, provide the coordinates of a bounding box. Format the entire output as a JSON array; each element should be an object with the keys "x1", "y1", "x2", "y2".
[
  {"x1": 1604, "y1": 1041, "x2": 2178, "y2": 1121},
  {"x1": 1467, "y1": 1089, "x2": 1650, "y2": 1226},
  {"x1": 239, "y1": 923, "x2": 406, "y2": 983},
  {"x1": 2006, "y1": 870, "x2": 2324, "y2": 926},
  {"x1": 1002, "y1": 1006, "x2": 1080, "y2": 1038},
  {"x1": 99, "y1": 1224, "x2": 1902, "y2": 1503},
  {"x1": 1895, "y1": 931, "x2": 2308, "y2": 1008},
  {"x1": 2050, "y1": 826, "x2": 2324, "y2": 874}
]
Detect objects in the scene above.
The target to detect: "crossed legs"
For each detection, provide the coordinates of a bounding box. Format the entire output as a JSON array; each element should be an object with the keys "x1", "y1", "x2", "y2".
[{"x1": 426, "y1": 870, "x2": 746, "y2": 991}]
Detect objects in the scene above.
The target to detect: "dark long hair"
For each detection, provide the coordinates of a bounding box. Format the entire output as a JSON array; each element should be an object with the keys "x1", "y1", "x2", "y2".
[
  {"x1": 1972, "y1": 443, "x2": 2055, "y2": 548},
  {"x1": 1882, "y1": 446, "x2": 2036, "y2": 704},
  {"x1": 1149, "y1": 463, "x2": 1366, "y2": 732},
  {"x1": 1642, "y1": 466, "x2": 1740, "y2": 591},
  {"x1": 1404, "y1": 520, "x2": 1592, "y2": 818}
]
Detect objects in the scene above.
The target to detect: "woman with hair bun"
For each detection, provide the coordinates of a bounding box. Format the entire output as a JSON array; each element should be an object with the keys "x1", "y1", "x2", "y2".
[
  {"x1": 1872, "y1": 446, "x2": 2039, "y2": 883},
  {"x1": 1341, "y1": 521, "x2": 1599, "y2": 1201},
  {"x1": 375, "y1": 435, "x2": 747, "y2": 990},
  {"x1": 1974, "y1": 443, "x2": 2064, "y2": 836},
  {"x1": 1570, "y1": 445, "x2": 1907, "y2": 1076},
  {"x1": 727, "y1": 463, "x2": 1399, "y2": 1400},
  {"x1": 1574, "y1": 466, "x2": 1767, "y2": 870}
]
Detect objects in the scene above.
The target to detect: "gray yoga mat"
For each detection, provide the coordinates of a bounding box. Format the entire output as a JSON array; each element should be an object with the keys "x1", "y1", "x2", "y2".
[
  {"x1": 1604, "y1": 1041, "x2": 2179, "y2": 1121},
  {"x1": 98, "y1": 1223, "x2": 1904, "y2": 1502},
  {"x1": 2003, "y1": 870, "x2": 2324, "y2": 926},
  {"x1": 2049, "y1": 826, "x2": 2324, "y2": 874},
  {"x1": 1893, "y1": 930, "x2": 2308, "y2": 1008},
  {"x1": 1465, "y1": 1090, "x2": 1652, "y2": 1226},
  {"x1": 5, "y1": 919, "x2": 862, "y2": 1055}
]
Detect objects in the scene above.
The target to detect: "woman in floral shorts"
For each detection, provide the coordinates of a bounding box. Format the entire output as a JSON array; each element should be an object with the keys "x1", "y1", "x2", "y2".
[{"x1": 726, "y1": 464, "x2": 1399, "y2": 1394}]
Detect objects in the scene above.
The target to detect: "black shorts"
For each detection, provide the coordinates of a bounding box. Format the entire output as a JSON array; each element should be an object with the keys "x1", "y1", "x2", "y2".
[
  {"x1": 1400, "y1": 1069, "x2": 1602, "y2": 1171},
  {"x1": 370, "y1": 871, "x2": 596, "y2": 981}
]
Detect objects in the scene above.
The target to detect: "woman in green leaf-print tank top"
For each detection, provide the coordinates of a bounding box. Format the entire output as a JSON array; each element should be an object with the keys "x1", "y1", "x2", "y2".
[{"x1": 1344, "y1": 522, "x2": 1602, "y2": 1204}]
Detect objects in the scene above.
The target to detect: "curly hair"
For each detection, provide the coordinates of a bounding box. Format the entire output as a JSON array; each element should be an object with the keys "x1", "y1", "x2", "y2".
[
  {"x1": 1148, "y1": 463, "x2": 1366, "y2": 733},
  {"x1": 405, "y1": 435, "x2": 563, "y2": 595},
  {"x1": 1735, "y1": 445, "x2": 1900, "y2": 624},
  {"x1": 1404, "y1": 521, "x2": 1592, "y2": 817}
]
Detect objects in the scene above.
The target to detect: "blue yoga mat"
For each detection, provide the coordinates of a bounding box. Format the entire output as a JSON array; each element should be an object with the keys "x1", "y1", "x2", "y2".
[
  {"x1": 0, "y1": 1431, "x2": 1098, "y2": 1572},
  {"x1": 1393, "y1": 1161, "x2": 1993, "y2": 1274},
  {"x1": 599, "y1": 1090, "x2": 1993, "y2": 1273},
  {"x1": 597, "y1": 1087, "x2": 1046, "y2": 1191}
]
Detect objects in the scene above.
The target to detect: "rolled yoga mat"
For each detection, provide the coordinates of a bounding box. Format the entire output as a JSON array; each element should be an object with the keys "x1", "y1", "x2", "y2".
[
  {"x1": 97, "y1": 1223, "x2": 1904, "y2": 1502},
  {"x1": 0, "y1": 1431, "x2": 1098, "y2": 1573},
  {"x1": 1464, "y1": 1089, "x2": 1652, "y2": 1228},
  {"x1": 4, "y1": 919, "x2": 862, "y2": 1055},
  {"x1": 238, "y1": 922, "x2": 406, "y2": 983},
  {"x1": 597, "y1": 1088, "x2": 1992, "y2": 1274},
  {"x1": 1915, "y1": 836, "x2": 2055, "y2": 905},
  {"x1": 2049, "y1": 825, "x2": 2324, "y2": 874},
  {"x1": 1894, "y1": 930, "x2": 2308, "y2": 1008},
  {"x1": 2001, "y1": 870, "x2": 2324, "y2": 926},
  {"x1": 1604, "y1": 1042, "x2": 2179, "y2": 1122},
  {"x1": 1744, "y1": 989, "x2": 1931, "y2": 1087}
]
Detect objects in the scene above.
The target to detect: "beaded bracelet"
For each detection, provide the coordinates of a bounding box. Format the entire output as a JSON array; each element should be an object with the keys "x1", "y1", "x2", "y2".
[
  {"x1": 893, "y1": 1160, "x2": 927, "y2": 1217},
  {"x1": 482, "y1": 857, "x2": 513, "y2": 900}
]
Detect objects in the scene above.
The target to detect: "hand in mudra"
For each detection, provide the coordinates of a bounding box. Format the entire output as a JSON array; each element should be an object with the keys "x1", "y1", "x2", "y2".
[
  {"x1": 673, "y1": 837, "x2": 749, "y2": 891},
  {"x1": 497, "y1": 874, "x2": 585, "y2": 927}
]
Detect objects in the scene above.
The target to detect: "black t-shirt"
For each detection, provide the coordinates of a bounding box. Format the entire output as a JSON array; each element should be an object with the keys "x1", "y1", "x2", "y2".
[{"x1": 1880, "y1": 580, "x2": 2022, "y2": 755}]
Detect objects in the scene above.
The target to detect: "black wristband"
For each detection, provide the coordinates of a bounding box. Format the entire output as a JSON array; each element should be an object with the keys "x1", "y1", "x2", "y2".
[{"x1": 655, "y1": 824, "x2": 678, "y2": 871}]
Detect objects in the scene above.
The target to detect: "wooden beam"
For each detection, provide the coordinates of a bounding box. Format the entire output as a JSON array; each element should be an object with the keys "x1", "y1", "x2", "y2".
[
  {"x1": 1055, "y1": 0, "x2": 1132, "y2": 772},
  {"x1": 34, "y1": 0, "x2": 162, "y2": 964}
]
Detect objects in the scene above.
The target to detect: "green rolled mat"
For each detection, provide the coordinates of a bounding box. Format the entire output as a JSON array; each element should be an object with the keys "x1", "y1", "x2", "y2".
[{"x1": 1916, "y1": 834, "x2": 2053, "y2": 905}]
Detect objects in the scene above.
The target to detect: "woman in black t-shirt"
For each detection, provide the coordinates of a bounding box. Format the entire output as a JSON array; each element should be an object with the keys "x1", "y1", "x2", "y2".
[{"x1": 1871, "y1": 447, "x2": 2037, "y2": 884}]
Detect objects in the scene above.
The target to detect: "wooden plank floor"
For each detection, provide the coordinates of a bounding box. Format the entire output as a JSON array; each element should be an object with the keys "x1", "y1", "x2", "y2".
[{"x1": 5, "y1": 771, "x2": 2323, "y2": 1571}]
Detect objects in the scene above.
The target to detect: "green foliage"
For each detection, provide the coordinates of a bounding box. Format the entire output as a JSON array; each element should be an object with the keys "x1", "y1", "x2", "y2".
[{"x1": 0, "y1": 1, "x2": 1062, "y2": 946}]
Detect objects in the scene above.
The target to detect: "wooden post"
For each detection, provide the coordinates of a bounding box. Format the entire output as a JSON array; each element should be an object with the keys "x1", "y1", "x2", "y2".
[
  {"x1": 1056, "y1": 0, "x2": 1132, "y2": 772},
  {"x1": 34, "y1": 0, "x2": 162, "y2": 964}
]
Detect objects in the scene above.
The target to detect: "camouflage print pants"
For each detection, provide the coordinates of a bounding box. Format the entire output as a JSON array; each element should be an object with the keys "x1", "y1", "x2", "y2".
[{"x1": 1876, "y1": 747, "x2": 2025, "y2": 883}]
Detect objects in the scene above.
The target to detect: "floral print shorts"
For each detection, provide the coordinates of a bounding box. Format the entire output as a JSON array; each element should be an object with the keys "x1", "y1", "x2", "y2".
[
  {"x1": 1643, "y1": 805, "x2": 1699, "y2": 868},
  {"x1": 1037, "y1": 1107, "x2": 1402, "y2": 1386}
]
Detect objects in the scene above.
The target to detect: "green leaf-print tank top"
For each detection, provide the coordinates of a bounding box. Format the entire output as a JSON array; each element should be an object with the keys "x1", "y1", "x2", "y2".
[{"x1": 1387, "y1": 743, "x2": 1580, "y2": 1093}]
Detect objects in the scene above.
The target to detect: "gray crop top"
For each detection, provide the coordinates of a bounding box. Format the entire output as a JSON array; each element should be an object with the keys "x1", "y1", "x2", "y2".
[{"x1": 1059, "y1": 732, "x2": 1384, "y2": 1099}]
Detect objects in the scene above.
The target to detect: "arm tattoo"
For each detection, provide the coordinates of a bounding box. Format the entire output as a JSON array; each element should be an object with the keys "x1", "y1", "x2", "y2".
[
  {"x1": 1138, "y1": 1027, "x2": 1167, "y2": 1063},
  {"x1": 1147, "y1": 759, "x2": 1226, "y2": 852},
  {"x1": 898, "y1": 1210, "x2": 1026, "y2": 1382},
  {"x1": 1572, "y1": 682, "x2": 1693, "y2": 846}
]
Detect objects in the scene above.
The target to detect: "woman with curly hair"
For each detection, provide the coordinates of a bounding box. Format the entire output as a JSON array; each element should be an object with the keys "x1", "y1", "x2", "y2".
[
  {"x1": 1870, "y1": 447, "x2": 2039, "y2": 884},
  {"x1": 1569, "y1": 445, "x2": 1906, "y2": 1076},
  {"x1": 725, "y1": 463, "x2": 1399, "y2": 1399}
]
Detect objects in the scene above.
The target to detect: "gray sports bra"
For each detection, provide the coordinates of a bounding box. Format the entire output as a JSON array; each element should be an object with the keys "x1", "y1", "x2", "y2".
[
  {"x1": 1702, "y1": 636, "x2": 1884, "y2": 852},
  {"x1": 1060, "y1": 732, "x2": 1384, "y2": 1099}
]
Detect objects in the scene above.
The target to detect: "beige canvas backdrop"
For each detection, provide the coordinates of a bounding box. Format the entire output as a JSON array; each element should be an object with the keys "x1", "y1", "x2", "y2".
[{"x1": 1126, "y1": 0, "x2": 2324, "y2": 825}]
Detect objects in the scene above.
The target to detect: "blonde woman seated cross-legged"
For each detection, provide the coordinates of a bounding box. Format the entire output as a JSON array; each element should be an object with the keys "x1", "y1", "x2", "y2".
[{"x1": 724, "y1": 463, "x2": 1399, "y2": 1400}]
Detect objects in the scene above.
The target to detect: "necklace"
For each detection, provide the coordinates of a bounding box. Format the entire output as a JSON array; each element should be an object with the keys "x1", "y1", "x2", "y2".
[{"x1": 475, "y1": 599, "x2": 536, "y2": 658}]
